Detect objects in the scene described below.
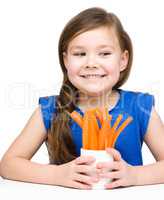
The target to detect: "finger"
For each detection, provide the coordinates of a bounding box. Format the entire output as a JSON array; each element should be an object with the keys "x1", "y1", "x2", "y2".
[
  {"x1": 75, "y1": 155, "x2": 96, "y2": 165},
  {"x1": 106, "y1": 148, "x2": 121, "y2": 161},
  {"x1": 105, "y1": 179, "x2": 123, "y2": 189},
  {"x1": 96, "y1": 161, "x2": 121, "y2": 171},
  {"x1": 76, "y1": 164, "x2": 99, "y2": 175},
  {"x1": 74, "y1": 173, "x2": 99, "y2": 186},
  {"x1": 70, "y1": 180, "x2": 92, "y2": 190},
  {"x1": 99, "y1": 171, "x2": 122, "y2": 179}
]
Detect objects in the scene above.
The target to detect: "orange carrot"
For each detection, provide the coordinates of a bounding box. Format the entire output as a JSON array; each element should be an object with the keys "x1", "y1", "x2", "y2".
[
  {"x1": 99, "y1": 118, "x2": 111, "y2": 149},
  {"x1": 98, "y1": 124, "x2": 106, "y2": 149},
  {"x1": 82, "y1": 111, "x2": 90, "y2": 149},
  {"x1": 112, "y1": 114, "x2": 123, "y2": 132},
  {"x1": 95, "y1": 107, "x2": 112, "y2": 123},
  {"x1": 70, "y1": 105, "x2": 133, "y2": 150},
  {"x1": 94, "y1": 107, "x2": 103, "y2": 125},
  {"x1": 106, "y1": 130, "x2": 114, "y2": 148},
  {"x1": 99, "y1": 109, "x2": 112, "y2": 149},
  {"x1": 101, "y1": 106, "x2": 109, "y2": 121},
  {"x1": 105, "y1": 114, "x2": 114, "y2": 148},
  {"x1": 88, "y1": 110, "x2": 99, "y2": 150},
  {"x1": 105, "y1": 114, "x2": 123, "y2": 148},
  {"x1": 107, "y1": 113, "x2": 112, "y2": 123},
  {"x1": 111, "y1": 116, "x2": 133, "y2": 148},
  {"x1": 69, "y1": 111, "x2": 83, "y2": 127}
]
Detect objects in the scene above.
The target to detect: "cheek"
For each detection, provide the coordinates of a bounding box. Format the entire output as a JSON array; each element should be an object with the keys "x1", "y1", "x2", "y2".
[
  {"x1": 105, "y1": 65, "x2": 120, "y2": 76},
  {"x1": 66, "y1": 59, "x2": 81, "y2": 76},
  {"x1": 104, "y1": 64, "x2": 121, "y2": 84},
  {"x1": 66, "y1": 65, "x2": 79, "y2": 78},
  {"x1": 103, "y1": 54, "x2": 122, "y2": 72}
]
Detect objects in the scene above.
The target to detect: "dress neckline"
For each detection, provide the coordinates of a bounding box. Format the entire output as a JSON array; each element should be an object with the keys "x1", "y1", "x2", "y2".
[{"x1": 75, "y1": 89, "x2": 123, "y2": 115}]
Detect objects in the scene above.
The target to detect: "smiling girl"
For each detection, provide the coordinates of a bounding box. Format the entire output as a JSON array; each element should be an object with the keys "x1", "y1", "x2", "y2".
[{"x1": 1, "y1": 7, "x2": 164, "y2": 190}]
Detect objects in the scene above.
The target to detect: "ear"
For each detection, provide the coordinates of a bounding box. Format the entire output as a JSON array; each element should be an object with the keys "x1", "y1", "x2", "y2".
[{"x1": 119, "y1": 50, "x2": 129, "y2": 72}]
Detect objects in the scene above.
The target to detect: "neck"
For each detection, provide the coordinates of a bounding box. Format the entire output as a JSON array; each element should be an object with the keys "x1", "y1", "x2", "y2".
[{"x1": 77, "y1": 90, "x2": 118, "y2": 111}]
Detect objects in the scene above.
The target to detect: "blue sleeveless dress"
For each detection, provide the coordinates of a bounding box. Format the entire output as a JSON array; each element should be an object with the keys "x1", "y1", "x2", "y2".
[{"x1": 39, "y1": 89, "x2": 154, "y2": 166}]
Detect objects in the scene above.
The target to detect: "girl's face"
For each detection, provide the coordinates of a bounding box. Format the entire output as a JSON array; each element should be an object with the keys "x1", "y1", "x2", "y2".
[{"x1": 63, "y1": 26, "x2": 128, "y2": 97}]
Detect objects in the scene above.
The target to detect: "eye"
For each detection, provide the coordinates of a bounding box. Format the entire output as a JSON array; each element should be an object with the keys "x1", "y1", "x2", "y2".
[
  {"x1": 73, "y1": 52, "x2": 86, "y2": 56},
  {"x1": 99, "y1": 52, "x2": 111, "y2": 56}
]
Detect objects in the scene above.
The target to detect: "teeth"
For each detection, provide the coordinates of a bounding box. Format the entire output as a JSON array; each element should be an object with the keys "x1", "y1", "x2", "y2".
[
  {"x1": 81, "y1": 74, "x2": 105, "y2": 78},
  {"x1": 86, "y1": 75, "x2": 101, "y2": 77}
]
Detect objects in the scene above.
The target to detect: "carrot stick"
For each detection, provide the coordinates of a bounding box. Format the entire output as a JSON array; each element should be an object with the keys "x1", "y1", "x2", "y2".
[
  {"x1": 101, "y1": 106, "x2": 109, "y2": 121},
  {"x1": 87, "y1": 108, "x2": 102, "y2": 121},
  {"x1": 96, "y1": 107, "x2": 111, "y2": 149},
  {"x1": 107, "y1": 113, "x2": 112, "y2": 123},
  {"x1": 99, "y1": 122, "x2": 106, "y2": 150},
  {"x1": 94, "y1": 108, "x2": 103, "y2": 125},
  {"x1": 112, "y1": 116, "x2": 133, "y2": 148},
  {"x1": 99, "y1": 109, "x2": 112, "y2": 149},
  {"x1": 99, "y1": 118, "x2": 111, "y2": 149},
  {"x1": 106, "y1": 130, "x2": 115, "y2": 148},
  {"x1": 82, "y1": 111, "x2": 90, "y2": 149},
  {"x1": 112, "y1": 114, "x2": 123, "y2": 132},
  {"x1": 89, "y1": 111, "x2": 99, "y2": 150},
  {"x1": 106, "y1": 115, "x2": 122, "y2": 148},
  {"x1": 69, "y1": 111, "x2": 83, "y2": 127},
  {"x1": 104, "y1": 113, "x2": 114, "y2": 148}
]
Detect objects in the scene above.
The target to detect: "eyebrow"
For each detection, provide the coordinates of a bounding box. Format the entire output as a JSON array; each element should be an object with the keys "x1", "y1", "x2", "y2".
[
  {"x1": 69, "y1": 46, "x2": 84, "y2": 50},
  {"x1": 98, "y1": 45, "x2": 114, "y2": 49},
  {"x1": 69, "y1": 45, "x2": 114, "y2": 51}
]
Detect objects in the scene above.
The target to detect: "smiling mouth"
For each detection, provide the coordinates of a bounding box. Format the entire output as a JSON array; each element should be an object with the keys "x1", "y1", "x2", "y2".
[{"x1": 80, "y1": 74, "x2": 107, "y2": 78}]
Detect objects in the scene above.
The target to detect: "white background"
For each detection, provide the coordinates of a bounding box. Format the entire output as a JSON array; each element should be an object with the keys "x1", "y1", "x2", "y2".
[{"x1": 0, "y1": 0, "x2": 164, "y2": 166}]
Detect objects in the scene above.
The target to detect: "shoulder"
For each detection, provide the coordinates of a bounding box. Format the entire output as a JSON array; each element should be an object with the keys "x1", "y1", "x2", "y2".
[
  {"x1": 120, "y1": 89, "x2": 154, "y2": 99},
  {"x1": 38, "y1": 95, "x2": 58, "y2": 132},
  {"x1": 39, "y1": 95, "x2": 57, "y2": 105},
  {"x1": 39, "y1": 95, "x2": 58, "y2": 111},
  {"x1": 120, "y1": 89, "x2": 155, "y2": 139},
  {"x1": 120, "y1": 89, "x2": 155, "y2": 108}
]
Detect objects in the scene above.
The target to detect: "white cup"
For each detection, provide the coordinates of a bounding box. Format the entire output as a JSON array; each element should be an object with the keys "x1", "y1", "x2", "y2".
[{"x1": 80, "y1": 148, "x2": 113, "y2": 189}]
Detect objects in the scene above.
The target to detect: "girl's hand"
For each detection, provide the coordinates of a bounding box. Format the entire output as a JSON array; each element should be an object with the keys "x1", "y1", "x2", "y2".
[
  {"x1": 96, "y1": 148, "x2": 137, "y2": 189},
  {"x1": 56, "y1": 155, "x2": 100, "y2": 189}
]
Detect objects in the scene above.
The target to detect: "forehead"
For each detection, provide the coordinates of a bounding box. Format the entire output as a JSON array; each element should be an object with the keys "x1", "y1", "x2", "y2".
[{"x1": 67, "y1": 26, "x2": 120, "y2": 50}]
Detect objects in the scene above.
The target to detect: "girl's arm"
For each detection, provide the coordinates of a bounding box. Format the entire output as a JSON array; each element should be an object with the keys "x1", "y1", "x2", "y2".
[
  {"x1": 96, "y1": 107, "x2": 164, "y2": 189},
  {"x1": 133, "y1": 106, "x2": 164, "y2": 185},
  {"x1": 0, "y1": 106, "x2": 58, "y2": 184},
  {"x1": 0, "y1": 106, "x2": 99, "y2": 189}
]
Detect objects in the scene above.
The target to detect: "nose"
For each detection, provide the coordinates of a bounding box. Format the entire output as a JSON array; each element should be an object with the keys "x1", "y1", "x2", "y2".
[
  {"x1": 85, "y1": 65, "x2": 98, "y2": 69},
  {"x1": 85, "y1": 54, "x2": 99, "y2": 69}
]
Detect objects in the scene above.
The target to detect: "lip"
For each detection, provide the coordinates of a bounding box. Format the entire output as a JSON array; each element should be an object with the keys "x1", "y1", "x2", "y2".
[{"x1": 79, "y1": 74, "x2": 107, "y2": 78}]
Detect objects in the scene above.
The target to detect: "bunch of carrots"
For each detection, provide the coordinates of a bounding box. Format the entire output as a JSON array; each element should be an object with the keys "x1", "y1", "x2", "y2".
[{"x1": 68, "y1": 107, "x2": 133, "y2": 150}]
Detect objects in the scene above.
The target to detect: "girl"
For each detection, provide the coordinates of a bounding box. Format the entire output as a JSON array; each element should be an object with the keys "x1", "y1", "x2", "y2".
[{"x1": 1, "y1": 7, "x2": 164, "y2": 190}]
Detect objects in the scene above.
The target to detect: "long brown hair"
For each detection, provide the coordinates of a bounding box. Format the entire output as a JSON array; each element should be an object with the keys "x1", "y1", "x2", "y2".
[{"x1": 46, "y1": 7, "x2": 133, "y2": 164}]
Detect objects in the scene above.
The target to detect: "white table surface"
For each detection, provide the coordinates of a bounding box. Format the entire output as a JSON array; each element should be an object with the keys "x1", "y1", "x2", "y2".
[{"x1": 0, "y1": 176, "x2": 164, "y2": 200}]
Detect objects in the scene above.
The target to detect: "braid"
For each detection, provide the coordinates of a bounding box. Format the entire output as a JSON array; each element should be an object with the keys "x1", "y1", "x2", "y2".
[{"x1": 46, "y1": 80, "x2": 78, "y2": 164}]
